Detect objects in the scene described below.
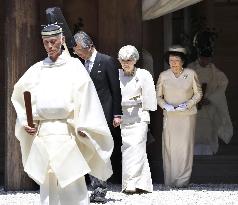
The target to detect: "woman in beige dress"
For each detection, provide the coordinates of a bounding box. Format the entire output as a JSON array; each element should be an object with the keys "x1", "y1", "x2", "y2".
[
  {"x1": 156, "y1": 45, "x2": 202, "y2": 187},
  {"x1": 118, "y1": 45, "x2": 157, "y2": 193}
]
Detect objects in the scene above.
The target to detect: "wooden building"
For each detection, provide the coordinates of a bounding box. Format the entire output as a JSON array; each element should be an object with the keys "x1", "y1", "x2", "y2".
[{"x1": 0, "y1": 0, "x2": 237, "y2": 190}]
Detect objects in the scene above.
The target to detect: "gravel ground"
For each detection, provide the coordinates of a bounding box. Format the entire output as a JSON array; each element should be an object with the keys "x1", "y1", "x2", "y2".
[{"x1": 1, "y1": 184, "x2": 238, "y2": 205}]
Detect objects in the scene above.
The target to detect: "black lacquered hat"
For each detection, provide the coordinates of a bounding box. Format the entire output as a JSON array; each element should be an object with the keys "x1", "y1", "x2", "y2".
[
  {"x1": 193, "y1": 29, "x2": 218, "y2": 57},
  {"x1": 41, "y1": 24, "x2": 63, "y2": 36}
]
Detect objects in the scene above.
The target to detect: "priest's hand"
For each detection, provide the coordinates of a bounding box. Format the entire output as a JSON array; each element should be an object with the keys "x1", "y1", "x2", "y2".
[
  {"x1": 201, "y1": 98, "x2": 210, "y2": 106},
  {"x1": 197, "y1": 98, "x2": 210, "y2": 110},
  {"x1": 113, "y1": 116, "x2": 122, "y2": 127},
  {"x1": 24, "y1": 124, "x2": 37, "y2": 135},
  {"x1": 78, "y1": 130, "x2": 87, "y2": 137}
]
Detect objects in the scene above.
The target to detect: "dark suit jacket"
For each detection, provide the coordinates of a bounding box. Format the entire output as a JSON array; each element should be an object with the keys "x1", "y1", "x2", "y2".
[{"x1": 90, "y1": 52, "x2": 122, "y2": 128}]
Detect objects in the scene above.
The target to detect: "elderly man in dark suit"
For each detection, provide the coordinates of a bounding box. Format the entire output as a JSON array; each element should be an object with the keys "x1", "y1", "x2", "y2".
[{"x1": 73, "y1": 31, "x2": 122, "y2": 203}]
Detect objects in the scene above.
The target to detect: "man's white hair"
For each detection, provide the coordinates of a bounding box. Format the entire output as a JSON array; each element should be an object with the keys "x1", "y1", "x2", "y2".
[{"x1": 118, "y1": 45, "x2": 139, "y2": 61}]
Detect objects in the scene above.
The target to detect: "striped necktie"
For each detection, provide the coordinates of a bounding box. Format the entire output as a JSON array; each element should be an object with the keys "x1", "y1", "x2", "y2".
[{"x1": 84, "y1": 60, "x2": 91, "y2": 73}]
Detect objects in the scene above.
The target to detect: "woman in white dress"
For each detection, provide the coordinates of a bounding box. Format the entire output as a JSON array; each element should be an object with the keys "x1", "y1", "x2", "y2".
[
  {"x1": 118, "y1": 45, "x2": 157, "y2": 194},
  {"x1": 156, "y1": 45, "x2": 202, "y2": 187}
]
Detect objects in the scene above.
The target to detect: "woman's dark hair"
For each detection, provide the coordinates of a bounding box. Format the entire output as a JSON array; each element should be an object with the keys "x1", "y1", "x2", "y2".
[{"x1": 164, "y1": 51, "x2": 187, "y2": 67}]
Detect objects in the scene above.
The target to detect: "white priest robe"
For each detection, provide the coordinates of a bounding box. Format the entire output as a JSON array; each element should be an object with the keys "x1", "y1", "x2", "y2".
[
  {"x1": 156, "y1": 68, "x2": 202, "y2": 187},
  {"x1": 119, "y1": 68, "x2": 157, "y2": 192},
  {"x1": 188, "y1": 60, "x2": 233, "y2": 155},
  {"x1": 11, "y1": 51, "x2": 113, "y2": 205}
]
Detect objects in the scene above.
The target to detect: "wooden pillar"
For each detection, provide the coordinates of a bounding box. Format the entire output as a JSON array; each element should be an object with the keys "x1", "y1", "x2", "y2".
[
  {"x1": 98, "y1": 0, "x2": 142, "y2": 58},
  {"x1": 4, "y1": 0, "x2": 41, "y2": 191},
  {"x1": 0, "y1": 0, "x2": 6, "y2": 186}
]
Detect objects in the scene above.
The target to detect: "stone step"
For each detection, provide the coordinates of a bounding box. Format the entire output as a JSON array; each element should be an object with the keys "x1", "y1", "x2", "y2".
[
  {"x1": 217, "y1": 144, "x2": 238, "y2": 155},
  {"x1": 150, "y1": 155, "x2": 238, "y2": 184},
  {"x1": 191, "y1": 155, "x2": 238, "y2": 183}
]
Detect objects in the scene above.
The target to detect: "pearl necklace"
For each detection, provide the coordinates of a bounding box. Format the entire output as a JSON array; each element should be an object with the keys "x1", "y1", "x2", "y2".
[{"x1": 173, "y1": 68, "x2": 183, "y2": 77}]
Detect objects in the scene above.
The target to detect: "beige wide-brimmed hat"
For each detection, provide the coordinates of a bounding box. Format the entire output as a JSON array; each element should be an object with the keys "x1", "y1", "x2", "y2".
[{"x1": 168, "y1": 45, "x2": 187, "y2": 55}]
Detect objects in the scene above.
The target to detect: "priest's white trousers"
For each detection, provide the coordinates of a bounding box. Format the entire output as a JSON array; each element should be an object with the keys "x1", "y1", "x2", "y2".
[
  {"x1": 40, "y1": 172, "x2": 89, "y2": 205},
  {"x1": 38, "y1": 124, "x2": 89, "y2": 205}
]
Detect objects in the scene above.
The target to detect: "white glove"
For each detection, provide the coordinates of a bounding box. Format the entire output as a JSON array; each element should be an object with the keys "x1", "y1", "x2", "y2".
[
  {"x1": 163, "y1": 104, "x2": 175, "y2": 112},
  {"x1": 175, "y1": 102, "x2": 188, "y2": 111}
]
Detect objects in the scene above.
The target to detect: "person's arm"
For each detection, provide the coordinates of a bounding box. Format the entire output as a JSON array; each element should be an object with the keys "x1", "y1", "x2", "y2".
[
  {"x1": 105, "y1": 57, "x2": 122, "y2": 127},
  {"x1": 209, "y1": 66, "x2": 228, "y2": 98},
  {"x1": 141, "y1": 70, "x2": 157, "y2": 111},
  {"x1": 197, "y1": 83, "x2": 208, "y2": 110},
  {"x1": 156, "y1": 74, "x2": 167, "y2": 109},
  {"x1": 186, "y1": 71, "x2": 203, "y2": 109}
]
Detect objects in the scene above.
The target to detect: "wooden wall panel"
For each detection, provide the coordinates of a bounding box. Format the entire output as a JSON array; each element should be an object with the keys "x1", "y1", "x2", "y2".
[
  {"x1": 97, "y1": 0, "x2": 118, "y2": 57},
  {"x1": 98, "y1": 0, "x2": 142, "y2": 58},
  {"x1": 143, "y1": 18, "x2": 164, "y2": 80},
  {"x1": 63, "y1": 0, "x2": 98, "y2": 45},
  {"x1": 0, "y1": 0, "x2": 5, "y2": 186},
  {"x1": 4, "y1": 0, "x2": 41, "y2": 190}
]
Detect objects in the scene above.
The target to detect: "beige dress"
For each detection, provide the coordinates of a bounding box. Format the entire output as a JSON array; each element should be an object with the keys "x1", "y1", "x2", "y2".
[
  {"x1": 188, "y1": 61, "x2": 233, "y2": 155},
  {"x1": 119, "y1": 68, "x2": 157, "y2": 192},
  {"x1": 156, "y1": 68, "x2": 202, "y2": 187},
  {"x1": 11, "y1": 52, "x2": 113, "y2": 205}
]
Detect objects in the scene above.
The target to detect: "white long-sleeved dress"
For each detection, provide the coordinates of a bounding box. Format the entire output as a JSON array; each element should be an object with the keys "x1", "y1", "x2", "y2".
[{"x1": 119, "y1": 68, "x2": 157, "y2": 192}]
